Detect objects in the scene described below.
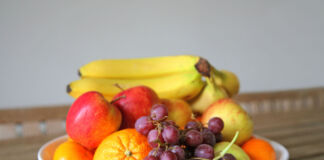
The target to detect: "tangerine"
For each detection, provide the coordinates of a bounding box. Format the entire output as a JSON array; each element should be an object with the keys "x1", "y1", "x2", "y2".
[
  {"x1": 94, "y1": 128, "x2": 152, "y2": 160},
  {"x1": 53, "y1": 141, "x2": 93, "y2": 160},
  {"x1": 241, "y1": 137, "x2": 276, "y2": 160}
]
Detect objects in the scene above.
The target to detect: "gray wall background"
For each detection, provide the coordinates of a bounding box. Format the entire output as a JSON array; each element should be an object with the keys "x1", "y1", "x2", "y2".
[{"x1": 0, "y1": 0, "x2": 323, "y2": 108}]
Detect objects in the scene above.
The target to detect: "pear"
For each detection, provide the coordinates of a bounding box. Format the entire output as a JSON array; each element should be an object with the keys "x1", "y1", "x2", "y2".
[
  {"x1": 201, "y1": 99, "x2": 254, "y2": 145},
  {"x1": 189, "y1": 75, "x2": 228, "y2": 114}
]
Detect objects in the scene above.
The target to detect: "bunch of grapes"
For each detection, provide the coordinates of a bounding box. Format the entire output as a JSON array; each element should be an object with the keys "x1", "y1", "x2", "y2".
[{"x1": 135, "y1": 104, "x2": 235, "y2": 160}]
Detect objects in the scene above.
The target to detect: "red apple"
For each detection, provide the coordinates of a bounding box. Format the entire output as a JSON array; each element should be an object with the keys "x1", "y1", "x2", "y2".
[
  {"x1": 66, "y1": 91, "x2": 122, "y2": 150},
  {"x1": 112, "y1": 86, "x2": 160, "y2": 128},
  {"x1": 160, "y1": 99, "x2": 193, "y2": 128}
]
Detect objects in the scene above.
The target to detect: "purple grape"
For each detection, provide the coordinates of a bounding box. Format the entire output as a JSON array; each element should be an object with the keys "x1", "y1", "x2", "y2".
[
  {"x1": 148, "y1": 129, "x2": 164, "y2": 148},
  {"x1": 144, "y1": 155, "x2": 159, "y2": 160},
  {"x1": 160, "y1": 151, "x2": 178, "y2": 160},
  {"x1": 194, "y1": 144, "x2": 214, "y2": 159},
  {"x1": 202, "y1": 128, "x2": 216, "y2": 146},
  {"x1": 184, "y1": 130, "x2": 203, "y2": 147},
  {"x1": 162, "y1": 120, "x2": 177, "y2": 127},
  {"x1": 149, "y1": 147, "x2": 164, "y2": 158},
  {"x1": 208, "y1": 117, "x2": 224, "y2": 134},
  {"x1": 170, "y1": 145, "x2": 185, "y2": 160},
  {"x1": 215, "y1": 132, "x2": 223, "y2": 142},
  {"x1": 162, "y1": 125, "x2": 180, "y2": 145},
  {"x1": 151, "y1": 104, "x2": 168, "y2": 121},
  {"x1": 135, "y1": 116, "x2": 155, "y2": 136},
  {"x1": 185, "y1": 121, "x2": 200, "y2": 131},
  {"x1": 219, "y1": 153, "x2": 236, "y2": 160}
]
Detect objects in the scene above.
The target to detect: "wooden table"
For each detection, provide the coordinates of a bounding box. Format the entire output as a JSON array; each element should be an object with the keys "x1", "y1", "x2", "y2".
[
  {"x1": 253, "y1": 108, "x2": 324, "y2": 160},
  {"x1": 0, "y1": 108, "x2": 323, "y2": 160}
]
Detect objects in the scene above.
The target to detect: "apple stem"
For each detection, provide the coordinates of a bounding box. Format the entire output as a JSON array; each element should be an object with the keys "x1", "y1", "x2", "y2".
[
  {"x1": 213, "y1": 131, "x2": 239, "y2": 160},
  {"x1": 110, "y1": 95, "x2": 126, "y2": 104}
]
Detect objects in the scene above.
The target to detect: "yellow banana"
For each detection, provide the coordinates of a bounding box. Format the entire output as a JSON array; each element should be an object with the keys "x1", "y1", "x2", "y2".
[
  {"x1": 78, "y1": 55, "x2": 202, "y2": 79},
  {"x1": 189, "y1": 70, "x2": 228, "y2": 114},
  {"x1": 212, "y1": 67, "x2": 240, "y2": 97},
  {"x1": 67, "y1": 71, "x2": 204, "y2": 101}
]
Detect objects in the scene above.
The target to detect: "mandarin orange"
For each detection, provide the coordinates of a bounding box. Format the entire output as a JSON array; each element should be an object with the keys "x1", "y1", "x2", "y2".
[
  {"x1": 53, "y1": 141, "x2": 93, "y2": 160},
  {"x1": 94, "y1": 129, "x2": 151, "y2": 160},
  {"x1": 241, "y1": 137, "x2": 276, "y2": 160}
]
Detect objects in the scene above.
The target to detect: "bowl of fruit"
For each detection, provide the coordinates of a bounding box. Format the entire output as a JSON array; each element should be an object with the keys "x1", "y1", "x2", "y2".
[{"x1": 39, "y1": 55, "x2": 289, "y2": 160}]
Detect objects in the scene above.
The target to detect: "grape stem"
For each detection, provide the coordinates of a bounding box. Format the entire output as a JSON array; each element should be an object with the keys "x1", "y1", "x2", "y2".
[{"x1": 213, "y1": 131, "x2": 239, "y2": 160}]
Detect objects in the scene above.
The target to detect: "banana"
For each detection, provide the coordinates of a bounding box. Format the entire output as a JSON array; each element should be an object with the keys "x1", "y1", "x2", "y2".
[
  {"x1": 67, "y1": 71, "x2": 204, "y2": 101},
  {"x1": 78, "y1": 55, "x2": 201, "y2": 79},
  {"x1": 212, "y1": 67, "x2": 240, "y2": 97},
  {"x1": 189, "y1": 70, "x2": 228, "y2": 114}
]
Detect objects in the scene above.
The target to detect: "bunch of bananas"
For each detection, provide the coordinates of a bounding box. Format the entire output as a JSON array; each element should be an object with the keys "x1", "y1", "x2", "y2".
[{"x1": 67, "y1": 55, "x2": 240, "y2": 113}]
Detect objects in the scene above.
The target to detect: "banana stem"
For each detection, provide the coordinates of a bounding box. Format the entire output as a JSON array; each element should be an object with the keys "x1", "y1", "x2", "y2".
[
  {"x1": 195, "y1": 57, "x2": 211, "y2": 77},
  {"x1": 211, "y1": 67, "x2": 225, "y2": 79},
  {"x1": 206, "y1": 71, "x2": 218, "y2": 93}
]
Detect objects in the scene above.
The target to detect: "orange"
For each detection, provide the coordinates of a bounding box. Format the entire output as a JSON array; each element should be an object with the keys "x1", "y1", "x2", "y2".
[
  {"x1": 94, "y1": 129, "x2": 151, "y2": 160},
  {"x1": 53, "y1": 141, "x2": 93, "y2": 160},
  {"x1": 67, "y1": 136, "x2": 74, "y2": 141},
  {"x1": 241, "y1": 137, "x2": 276, "y2": 160}
]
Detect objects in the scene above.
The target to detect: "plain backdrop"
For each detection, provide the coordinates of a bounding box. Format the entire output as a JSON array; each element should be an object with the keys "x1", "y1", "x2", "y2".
[{"x1": 0, "y1": 0, "x2": 323, "y2": 108}]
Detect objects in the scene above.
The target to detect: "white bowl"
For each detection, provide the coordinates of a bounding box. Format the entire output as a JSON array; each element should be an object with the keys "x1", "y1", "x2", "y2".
[
  {"x1": 255, "y1": 135, "x2": 289, "y2": 160},
  {"x1": 38, "y1": 135, "x2": 289, "y2": 160},
  {"x1": 38, "y1": 135, "x2": 68, "y2": 160}
]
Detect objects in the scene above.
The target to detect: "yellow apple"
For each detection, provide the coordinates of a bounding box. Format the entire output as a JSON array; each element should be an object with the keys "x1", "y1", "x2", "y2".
[{"x1": 161, "y1": 99, "x2": 193, "y2": 128}]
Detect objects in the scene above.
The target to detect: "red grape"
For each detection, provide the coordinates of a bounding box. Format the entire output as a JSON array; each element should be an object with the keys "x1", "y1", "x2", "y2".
[
  {"x1": 202, "y1": 128, "x2": 216, "y2": 146},
  {"x1": 148, "y1": 129, "x2": 164, "y2": 148},
  {"x1": 144, "y1": 155, "x2": 159, "y2": 160},
  {"x1": 135, "y1": 116, "x2": 155, "y2": 136},
  {"x1": 208, "y1": 117, "x2": 224, "y2": 134},
  {"x1": 151, "y1": 104, "x2": 168, "y2": 121},
  {"x1": 160, "y1": 151, "x2": 178, "y2": 160},
  {"x1": 185, "y1": 121, "x2": 200, "y2": 131},
  {"x1": 170, "y1": 145, "x2": 185, "y2": 160},
  {"x1": 215, "y1": 132, "x2": 223, "y2": 142},
  {"x1": 194, "y1": 144, "x2": 214, "y2": 159},
  {"x1": 220, "y1": 153, "x2": 236, "y2": 160},
  {"x1": 184, "y1": 130, "x2": 203, "y2": 147},
  {"x1": 162, "y1": 120, "x2": 177, "y2": 127},
  {"x1": 162, "y1": 125, "x2": 180, "y2": 145},
  {"x1": 149, "y1": 147, "x2": 164, "y2": 158}
]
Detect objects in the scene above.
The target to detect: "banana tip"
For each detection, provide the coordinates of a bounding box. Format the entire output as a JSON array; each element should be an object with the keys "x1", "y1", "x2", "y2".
[
  {"x1": 66, "y1": 85, "x2": 71, "y2": 93},
  {"x1": 78, "y1": 70, "x2": 82, "y2": 77}
]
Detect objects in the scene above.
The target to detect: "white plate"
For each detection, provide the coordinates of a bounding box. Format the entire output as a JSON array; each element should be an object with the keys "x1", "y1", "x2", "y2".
[{"x1": 38, "y1": 135, "x2": 289, "y2": 160}]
